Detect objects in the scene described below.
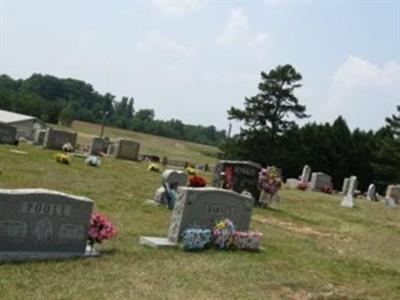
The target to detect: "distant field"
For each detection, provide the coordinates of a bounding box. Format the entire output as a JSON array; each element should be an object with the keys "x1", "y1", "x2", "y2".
[
  {"x1": 54, "y1": 120, "x2": 220, "y2": 165},
  {"x1": 0, "y1": 143, "x2": 399, "y2": 300}
]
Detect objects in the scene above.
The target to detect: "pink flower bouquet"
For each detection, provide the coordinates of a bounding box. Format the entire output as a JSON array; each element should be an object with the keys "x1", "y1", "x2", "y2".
[
  {"x1": 232, "y1": 231, "x2": 263, "y2": 250},
  {"x1": 88, "y1": 212, "x2": 117, "y2": 246}
]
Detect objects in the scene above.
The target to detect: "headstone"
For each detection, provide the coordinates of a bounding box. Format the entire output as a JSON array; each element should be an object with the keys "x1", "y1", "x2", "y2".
[
  {"x1": 43, "y1": 128, "x2": 77, "y2": 150},
  {"x1": 108, "y1": 139, "x2": 140, "y2": 160},
  {"x1": 212, "y1": 160, "x2": 262, "y2": 201},
  {"x1": 300, "y1": 165, "x2": 312, "y2": 183},
  {"x1": 309, "y1": 172, "x2": 333, "y2": 191},
  {"x1": 33, "y1": 129, "x2": 47, "y2": 146},
  {"x1": 162, "y1": 169, "x2": 188, "y2": 187},
  {"x1": 341, "y1": 176, "x2": 357, "y2": 208},
  {"x1": 168, "y1": 187, "x2": 254, "y2": 243},
  {"x1": 286, "y1": 178, "x2": 300, "y2": 189},
  {"x1": 366, "y1": 184, "x2": 376, "y2": 201},
  {"x1": 0, "y1": 189, "x2": 93, "y2": 262},
  {"x1": 0, "y1": 122, "x2": 17, "y2": 145},
  {"x1": 341, "y1": 178, "x2": 350, "y2": 194},
  {"x1": 89, "y1": 137, "x2": 107, "y2": 155},
  {"x1": 385, "y1": 185, "x2": 400, "y2": 208}
]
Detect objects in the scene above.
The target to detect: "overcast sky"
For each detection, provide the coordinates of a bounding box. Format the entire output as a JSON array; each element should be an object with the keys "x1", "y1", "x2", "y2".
[{"x1": 1, "y1": 0, "x2": 399, "y2": 133}]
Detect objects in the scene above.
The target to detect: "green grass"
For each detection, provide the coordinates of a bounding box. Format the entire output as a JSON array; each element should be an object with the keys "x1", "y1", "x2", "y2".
[{"x1": 0, "y1": 142, "x2": 399, "y2": 300}]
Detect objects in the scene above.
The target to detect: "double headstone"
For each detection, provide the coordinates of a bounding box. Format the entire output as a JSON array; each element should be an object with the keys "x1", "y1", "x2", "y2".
[
  {"x1": 140, "y1": 187, "x2": 254, "y2": 247},
  {"x1": 43, "y1": 128, "x2": 78, "y2": 150},
  {"x1": 341, "y1": 176, "x2": 357, "y2": 208},
  {"x1": 0, "y1": 189, "x2": 93, "y2": 262},
  {"x1": 385, "y1": 185, "x2": 400, "y2": 208},
  {"x1": 309, "y1": 172, "x2": 333, "y2": 191},
  {"x1": 300, "y1": 165, "x2": 312, "y2": 183},
  {"x1": 212, "y1": 160, "x2": 262, "y2": 202},
  {"x1": 108, "y1": 139, "x2": 140, "y2": 161},
  {"x1": 0, "y1": 122, "x2": 17, "y2": 145}
]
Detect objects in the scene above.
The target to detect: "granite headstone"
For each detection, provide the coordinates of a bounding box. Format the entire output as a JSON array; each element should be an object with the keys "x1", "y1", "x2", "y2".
[
  {"x1": 0, "y1": 189, "x2": 93, "y2": 262},
  {"x1": 0, "y1": 122, "x2": 17, "y2": 145}
]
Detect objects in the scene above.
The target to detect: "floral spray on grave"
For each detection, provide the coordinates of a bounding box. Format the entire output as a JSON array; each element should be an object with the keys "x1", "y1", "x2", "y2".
[
  {"x1": 258, "y1": 166, "x2": 282, "y2": 208},
  {"x1": 87, "y1": 212, "x2": 117, "y2": 254}
]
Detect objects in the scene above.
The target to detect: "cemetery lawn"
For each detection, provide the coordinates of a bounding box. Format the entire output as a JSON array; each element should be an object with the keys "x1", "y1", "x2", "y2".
[{"x1": 0, "y1": 143, "x2": 399, "y2": 300}]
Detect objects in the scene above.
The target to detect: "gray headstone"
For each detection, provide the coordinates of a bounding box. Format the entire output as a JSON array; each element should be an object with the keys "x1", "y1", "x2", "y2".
[
  {"x1": 366, "y1": 184, "x2": 376, "y2": 201},
  {"x1": 162, "y1": 169, "x2": 188, "y2": 187},
  {"x1": 0, "y1": 122, "x2": 17, "y2": 145},
  {"x1": 300, "y1": 165, "x2": 312, "y2": 183},
  {"x1": 309, "y1": 172, "x2": 333, "y2": 191},
  {"x1": 0, "y1": 189, "x2": 93, "y2": 262},
  {"x1": 212, "y1": 160, "x2": 262, "y2": 201},
  {"x1": 33, "y1": 129, "x2": 47, "y2": 146},
  {"x1": 341, "y1": 178, "x2": 350, "y2": 194},
  {"x1": 44, "y1": 128, "x2": 77, "y2": 150},
  {"x1": 168, "y1": 187, "x2": 254, "y2": 243},
  {"x1": 341, "y1": 176, "x2": 357, "y2": 208},
  {"x1": 385, "y1": 185, "x2": 400, "y2": 207},
  {"x1": 110, "y1": 139, "x2": 140, "y2": 160},
  {"x1": 90, "y1": 137, "x2": 107, "y2": 155}
]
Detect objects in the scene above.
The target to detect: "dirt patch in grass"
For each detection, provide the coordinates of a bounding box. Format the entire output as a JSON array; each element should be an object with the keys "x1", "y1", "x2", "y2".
[{"x1": 253, "y1": 215, "x2": 352, "y2": 242}]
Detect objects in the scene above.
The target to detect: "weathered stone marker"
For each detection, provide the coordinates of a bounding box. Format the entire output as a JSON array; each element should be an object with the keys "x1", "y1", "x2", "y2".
[
  {"x1": 43, "y1": 128, "x2": 78, "y2": 150},
  {"x1": 300, "y1": 165, "x2": 312, "y2": 183},
  {"x1": 366, "y1": 184, "x2": 376, "y2": 201},
  {"x1": 34, "y1": 129, "x2": 47, "y2": 146},
  {"x1": 141, "y1": 187, "x2": 254, "y2": 247},
  {"x1": 341, "y1": 176, "x2": 357, "y2": 208},
  {"x1": 154, "y1": 170, "x2": 188, "y2": 207},
  {"x1": 108, "y1": 138, "x2": 140, "y2": 160},
  {"x1": 0, "y1": 122, "x2": 17, "y2": 145},
  {"x1": 0, "y1": 189, "x2": 93, "y2": 262},
  {"x1": 385, "y1": 185, "x2": 400, "y2": 208},
  {"x1": 89, "y1": 137, "x2": 107, "y2": 155},
  {"x1": 309, "y1": 172, "x2": 333, "y2": 191},
  {"x1": 212, "y1": 160, "x2": 262, "y2": 201},
  {"x1": 341, "y1": 178, "x2": 350, "y2": 194}
]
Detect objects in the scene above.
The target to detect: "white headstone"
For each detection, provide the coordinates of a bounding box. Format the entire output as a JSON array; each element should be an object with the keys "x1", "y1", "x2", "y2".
[
  {"x1": 341, "y1": 176, "x2": 357, "y2": 208},
  {"x1": 366, "y1": 184, "x2": 376, "y2": 201},
  {"x1": 341, "y1": 178, "x2": 350, "y2": 194},
  {"x1": 300, "y1": 165, "x2": 312, "y2": 183},
  {"x1": 385, "y1": 185, "x2": 399, "y2": 208},
  {"x1": 309, "y1": 172, "x2": 332, "y2": 191}
]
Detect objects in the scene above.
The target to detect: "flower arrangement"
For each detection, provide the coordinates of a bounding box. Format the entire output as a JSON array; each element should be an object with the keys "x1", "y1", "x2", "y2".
[
  {"x1": 56, "y1": 153, "x2": 70, "y2": 164},
  {"x1": 88, "y1": 212, "x2": 117, "y2": 248},
  {"x1": 212, "y1": 219, "x2": 236, "y2": 249},
  {"x1": 85, "y1": 155, "x2": 101, "y2": 167},
  {"x1": 186, "y1": 167, "x2": 197, "y2": 176},
  {"x1": 182, "y1": 228, "x2": 212, "y2": 251},
  {"x1": 258, "y1": 167, "x2": 282, "y2": 196},
  {"x1": 147, "y1": 163, "x2": 160, "y2": 172},
  {"x1": 297, "y1": 181, "x2": 308, "y2": 191},
  {"x1": 232, "y1": 231, "x2": 263, "y2": 250},
  {"x1": 188, "y1": 175, "x2": 207, "y2": 187}
]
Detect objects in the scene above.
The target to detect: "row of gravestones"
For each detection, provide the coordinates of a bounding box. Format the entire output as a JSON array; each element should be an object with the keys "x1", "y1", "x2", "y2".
[
  {"x1": 31, "y1": 128, "x2": 141, "y2": 161},
  {"x1": 297, "y1": 165, "x2": 399, "y2": 208},
  {"x1": 0, "y1": 185, "x2": 255, "y2": 260}
]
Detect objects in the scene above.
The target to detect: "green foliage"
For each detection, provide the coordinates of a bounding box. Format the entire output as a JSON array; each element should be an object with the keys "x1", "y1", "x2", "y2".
[
  {"x1": 386, "y1": 105, "x2": 400, "y2": 138},
  {"x1": 224, "y1": 67, "x2": 400, "y2": 193},
  {"x1": 0, "y1": 74, "x2": 226, "y2": 146}
]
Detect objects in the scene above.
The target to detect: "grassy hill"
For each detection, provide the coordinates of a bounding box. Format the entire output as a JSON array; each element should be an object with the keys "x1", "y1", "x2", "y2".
[
  {"x1": 0, "y1": 143, "x2": 399, "y2": 300},
  {"x1": 55, "y1": 120, "x2": 220, "y2": 165}
]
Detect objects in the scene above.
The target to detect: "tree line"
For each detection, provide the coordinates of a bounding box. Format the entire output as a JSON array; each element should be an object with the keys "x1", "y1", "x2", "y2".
[
  {"x1": 223, "y1": 65, "x2": 400, "y2": 193},
  {"x1": 0, "y1": 74, "x2": 226, "y2": 146}
]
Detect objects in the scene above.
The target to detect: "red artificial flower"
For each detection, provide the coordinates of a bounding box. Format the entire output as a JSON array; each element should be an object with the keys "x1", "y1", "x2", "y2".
[
  {"x1": 188, "y1": 175, "x2": 207, "y2": 187},
  {"x1": 88, "y1": 212, "x2": 117, "y2": 244},
  {"x1": 297, "y1": 181, "x2": 308, "y2": 191}
]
